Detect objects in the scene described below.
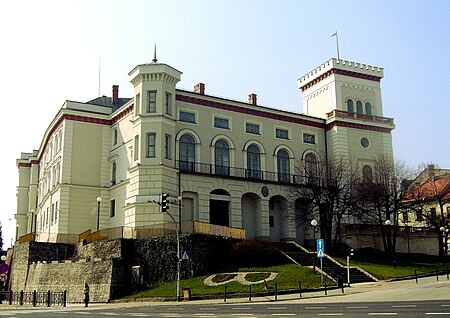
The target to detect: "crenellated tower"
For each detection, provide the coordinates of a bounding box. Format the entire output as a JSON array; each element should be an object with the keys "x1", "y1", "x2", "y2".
[{"x1": 298, "y1": 58, "x2": 395, "y2": 173}]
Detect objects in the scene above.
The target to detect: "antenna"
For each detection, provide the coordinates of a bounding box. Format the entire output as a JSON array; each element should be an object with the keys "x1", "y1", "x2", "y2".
[
  {"x1": 98, "y1": 57, "x2": 101, "y2": 96},
  {"x1": 152, "y1": 43, "x2": 158, "y2": 63}
]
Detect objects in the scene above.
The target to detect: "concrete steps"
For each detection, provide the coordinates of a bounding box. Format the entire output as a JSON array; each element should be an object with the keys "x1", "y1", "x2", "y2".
[{"x1": 278, "y1": 242, "x2": 377, "y2": 285}]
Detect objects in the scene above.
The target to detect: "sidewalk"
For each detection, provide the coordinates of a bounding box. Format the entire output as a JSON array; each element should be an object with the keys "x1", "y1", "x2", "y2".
[{"x1": 2, "y1": 275, "x2": 450, "y2": 310}]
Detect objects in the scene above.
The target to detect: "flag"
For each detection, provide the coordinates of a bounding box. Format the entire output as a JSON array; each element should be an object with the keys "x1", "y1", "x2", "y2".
[{"x1": 331, "y1": 32, "x2": 337, "y2": 37}]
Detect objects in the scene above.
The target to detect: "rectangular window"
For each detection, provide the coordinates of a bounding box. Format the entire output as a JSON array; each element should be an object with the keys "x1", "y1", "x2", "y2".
[
  {"x1": 165, "y1": 134, "x2": 171, "y2": 159},
  {"x1": 113, "y1": 128, "x2": 118, "y2": 146},
  {"x1": 111, "y1": 162, "x2": 117, "y2": 185},
  {"x1": 402, "y1": 211, "x2": 408, "y2": 223},
  {"x1": 147, "y1": 133, "x2": 156, "y2": 157},
  {"x1": 430, "y1": 207, "x2": 437, "y2": 220},
  {"x1": 55, "y1": 201, "x2": 58, "y2": 223},
  {"x1": 416, "y1": 211, "x2": 424, "y2": 222},
  {"x1": 110, "y1": 199, "x2": 116, "y2": 218},
  {"x1": 303, "y1": 133, "x2": 316, "y2": 144},
  {"x1": 214, "y1": 117, "x2": 229, "y2": 129},
  {"x1": 246, "y1": 123, "x2": 260, "y2": 135},
  {"x1": 147, "y1": 91, "x2": 156, "y2": 113},
  {"x1": 275, "y1": 128, "x2": 289, "y2": 139},
  {"x1": 165, "y1": 92, "x2": 172, "y2": 115},
  {"x1": 179, "y1": 111, "x2": 196, "y2": 123},
  {"x1": 133, "y1": 135, "x2": 139, "y2": 161},
  {"x1": 135, "y1": 93, "x2": 140, "y2": 116}
]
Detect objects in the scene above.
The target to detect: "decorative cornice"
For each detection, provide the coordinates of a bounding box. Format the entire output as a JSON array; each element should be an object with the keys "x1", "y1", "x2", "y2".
[
  {"x1": 326, "y1": 121, "x2": 393, "y2": 133},
  {"x1": 112, "y1": 104, "x2": 134, "y2": 124},
  {"x1": 176, "y1": 94, "x2": 326, "y2": 129},
  {"x1": 18, "y1": 160, "x2": 39, "y2": 168},
  {"x1": 300, "y1": 68, "x2": 382, "y2": 92}
]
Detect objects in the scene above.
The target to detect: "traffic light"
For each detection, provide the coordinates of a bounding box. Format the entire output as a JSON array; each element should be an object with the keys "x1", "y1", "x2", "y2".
[{"x1": 161, "y1": 193, "x2": 169, "y2": 212}]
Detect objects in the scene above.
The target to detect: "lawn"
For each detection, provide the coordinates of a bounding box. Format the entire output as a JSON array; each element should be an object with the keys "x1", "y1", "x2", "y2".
[
  {"x1": 126, "y1": 263, "x2": 330, "y2": 299},
  {"x1": 124, "y1": 253, "x2": 450, "y2": 299}
]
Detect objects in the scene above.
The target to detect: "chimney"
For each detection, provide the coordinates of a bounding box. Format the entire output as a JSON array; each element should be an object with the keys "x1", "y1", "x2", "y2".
[
  {"x1": 248, "y1": 93, "x2": 257, "y2": 105},
  {"x1": 194, "y1": 83, "x2": 205, "y2": 95},
  {"x1": 112, "y1": 85, "x2": 119, "y2": 106}
]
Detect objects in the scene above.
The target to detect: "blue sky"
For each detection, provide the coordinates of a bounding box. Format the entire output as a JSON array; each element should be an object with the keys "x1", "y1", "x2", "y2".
[{"x1": 1, "y1": 0, "x2": 449, "y2": 248}]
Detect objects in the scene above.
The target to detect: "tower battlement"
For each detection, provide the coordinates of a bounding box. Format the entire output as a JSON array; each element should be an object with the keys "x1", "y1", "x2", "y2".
[{"x1": 298, "y1": 58, "x2": 383, "y2": 89}]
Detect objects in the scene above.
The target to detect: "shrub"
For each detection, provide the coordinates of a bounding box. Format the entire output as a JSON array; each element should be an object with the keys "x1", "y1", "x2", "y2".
[{"x1": 230, "y1": 239, "x2": 284, "y2": 267}]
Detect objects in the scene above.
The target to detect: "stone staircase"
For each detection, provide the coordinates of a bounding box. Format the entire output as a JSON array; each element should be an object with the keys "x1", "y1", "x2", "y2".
[{"x1": 278, "y1": 241, "x2": 377, "y2": 285}]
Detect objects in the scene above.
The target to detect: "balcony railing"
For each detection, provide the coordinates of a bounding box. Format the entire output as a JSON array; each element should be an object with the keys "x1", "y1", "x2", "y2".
[
  {"x1": 327, "y1": 110, "x2": 394, "y2": 125},
  {"x1": 176, "y1": 160, "x2": 323, "y2": 186}
]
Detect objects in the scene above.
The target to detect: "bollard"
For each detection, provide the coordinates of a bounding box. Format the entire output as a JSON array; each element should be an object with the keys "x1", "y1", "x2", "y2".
[
  {"x1": 437, "y1": 269, "x2": 439, "y2": 281},
  {"x1": 63, "y1": 290, "x2": 67, "y2": 307},
  {"x1": 249, "y1": 284, "x2": 252, "y2": 301},
  {"x1": 299, "y1": 281, "x2": 302, "y2": 298},
  {"x1": 324, "y1": 282, "x2": 327, "y2": 296},
  {"x1": 275, "y1": 282, "x2": 277, "y2": 301},
  {"x1": 20, "y1": 290, "x2": 24, "y2": 306},
  {"x1": 447, "y1": 266, "x2": 449, "y2": 280},
  {"x1": 47, "y1": 290, "x2": 51, "y2": 307},
  {"x1": 9, "y1": 290, "x2": 12, "y2": 305},
  {"x1": 415, "y1": 270, "x2": 418, "y2": 284},
  {"x1": 224, "y1": 285, "x2": 227, "y2": 303}
]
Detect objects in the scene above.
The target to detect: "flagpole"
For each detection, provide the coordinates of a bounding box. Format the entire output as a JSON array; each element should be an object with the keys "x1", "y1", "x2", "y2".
[{"x1": 332, "y1": 31, "x2": 340, "y2": 60}]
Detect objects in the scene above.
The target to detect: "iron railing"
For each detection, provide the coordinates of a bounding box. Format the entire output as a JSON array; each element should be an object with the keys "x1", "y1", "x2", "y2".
[
  {"x1": 176, "y1": 160, "x2": 323, "y2": 186},
  {"x1": 0, "y1": 290, "x2": 66, "y2": 307}
]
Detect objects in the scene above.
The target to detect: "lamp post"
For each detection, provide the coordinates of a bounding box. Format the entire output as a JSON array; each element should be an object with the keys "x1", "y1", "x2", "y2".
[
  {"x1": 165, "y1": 210, "x2": 181, "y2": 301},
  {"x1": 385, "y1": 219, "x2": 396, "y2": 268},
  {"x1": 96, "y1": 197, "x2": 102, "y2": 231},
  {"x1": 311, "y1": 219, "x2": 318, "y2": 273},
  {"x1": 440, "y1": 226, "x2": 448, "y2": 264}
]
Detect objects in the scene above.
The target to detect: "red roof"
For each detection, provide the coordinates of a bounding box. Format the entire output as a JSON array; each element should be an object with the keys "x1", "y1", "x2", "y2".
[{"x1": 403, "y1": 174, "x2": 450, "y2": 202}]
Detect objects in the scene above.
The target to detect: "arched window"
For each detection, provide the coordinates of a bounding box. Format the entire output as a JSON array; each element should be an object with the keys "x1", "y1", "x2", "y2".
[
  {"x1": 347, "y1": 99, "x2": 354, "y2": 113},
  {"x1": 247, "y1": 145, "x2": 261, "y2": 179},
  {"x1": 179, "y1": 134, "x2": 195, "y2": 172},
  {"x1": 277, "y1": 149, "x2": 290, "y2": 182},
  {"x1": 305, "y1": 153, "x2": 318, "y2": 185},
  {"x1": 365, "y1": 102, "x2": 372, "y2": 115},
  {"x1": 214, "y1": 139, "x2": 230, "y2": 176},
  {"x1": 362, "y1": 165, "x2": 373, "y2": 183},
  {"x1": 356, "y1": 100, "x2": 363, "y2": 114}
]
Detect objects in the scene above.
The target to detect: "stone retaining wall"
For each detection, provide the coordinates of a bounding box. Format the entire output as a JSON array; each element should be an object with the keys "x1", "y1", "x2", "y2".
[{"x1": 9, "y1": 234, "x2": 235, "y2": 302}]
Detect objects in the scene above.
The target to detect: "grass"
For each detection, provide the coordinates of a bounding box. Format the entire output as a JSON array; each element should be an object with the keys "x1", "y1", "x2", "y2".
[
  {"x1": 334, "y1": 252, "x2": 450, "y2": 280},
  {"x1": 124, "y1": 251, "x2": 450, "y2": 299},
  {"x1": 126, "y1": 263, "x2": 330, "y2": 299}
]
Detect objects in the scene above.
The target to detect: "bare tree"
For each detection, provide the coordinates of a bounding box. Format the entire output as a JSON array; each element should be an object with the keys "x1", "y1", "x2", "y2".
[
  {"x1": 287, "y1": 156, "x2": 359, "y2": 252},
  {"x1": 355, "y1": 156, "x2": 414, "y2": 258}
]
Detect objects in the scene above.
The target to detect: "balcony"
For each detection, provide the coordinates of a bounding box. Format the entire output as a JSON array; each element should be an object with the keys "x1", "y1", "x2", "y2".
[
  {"x1": 326, "y1": 110, "x2": 394, "y2": 125},
  {"x1": 176, "y1": 160, "x2": 323, "y2": 186}
]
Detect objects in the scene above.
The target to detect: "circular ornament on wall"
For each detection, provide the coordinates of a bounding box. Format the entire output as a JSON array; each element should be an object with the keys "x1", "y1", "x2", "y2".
[
  {"x1": 360, "y1": 137, "x2": 370, "y2": 148},
  {"x1": 261, "y1": 186, "x2": 269, "y2": 197}
]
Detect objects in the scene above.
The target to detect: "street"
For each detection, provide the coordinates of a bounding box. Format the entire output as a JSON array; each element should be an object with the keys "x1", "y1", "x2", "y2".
[
  {"x1": 2, "y1": 275, "x2": 450, "y2": 317},
  {"x1": 2, "y1": 300, "x2": 450, "y2": 317}
]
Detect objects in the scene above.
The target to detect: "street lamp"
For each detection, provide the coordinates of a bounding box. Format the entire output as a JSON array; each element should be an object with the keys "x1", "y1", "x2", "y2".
[
  {"x1": 96, "y1": 197, "x2": 102, "y2": 231},
  {"x1": 440, "y1": 226, "x2": 448, "y2": 264},
  {"x1": 311, "y1": 219, "x2": 318, "y2": 273},
  {"x1": 385, "y1": 219, "x2": 396, "y2": 268}
]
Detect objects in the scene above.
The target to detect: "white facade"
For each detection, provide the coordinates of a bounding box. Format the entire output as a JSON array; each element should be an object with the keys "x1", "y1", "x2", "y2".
[{"x1": 15, "y1": 58, "x2": 395, "y2": 244}]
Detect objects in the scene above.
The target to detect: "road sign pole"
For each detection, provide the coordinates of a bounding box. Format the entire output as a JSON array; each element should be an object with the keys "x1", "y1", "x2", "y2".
[{"x1": 320, "y1": 257, "x2": 323, "y2": 286}]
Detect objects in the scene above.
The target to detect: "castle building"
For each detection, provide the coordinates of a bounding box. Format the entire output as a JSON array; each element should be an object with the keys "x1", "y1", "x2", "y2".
[{"x1": 15, "y1": 58, "x2": 394, "y2": 244}]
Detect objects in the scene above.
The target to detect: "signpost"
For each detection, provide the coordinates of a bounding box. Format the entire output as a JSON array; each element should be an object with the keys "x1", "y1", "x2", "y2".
[{"x1": 316, "y1": 239, "x2": 325, "y2": 285}]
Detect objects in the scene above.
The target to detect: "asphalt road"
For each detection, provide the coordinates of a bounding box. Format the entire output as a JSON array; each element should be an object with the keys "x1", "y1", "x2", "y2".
[
  {"x1": 2, "y1": 300, "x2": 450, "y2": 317},
  {"x1": 1, "y1": 275, "x2": 450, "y2": 317}
]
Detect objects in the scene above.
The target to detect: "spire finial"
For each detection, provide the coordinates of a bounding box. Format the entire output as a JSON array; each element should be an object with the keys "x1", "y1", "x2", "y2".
[{"x1": 152, "y1": 43, "x2": 158, "y2": 63}]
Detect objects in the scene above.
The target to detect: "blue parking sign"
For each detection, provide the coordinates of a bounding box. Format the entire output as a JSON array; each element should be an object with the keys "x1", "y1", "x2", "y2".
[{"x1": 316, "y1": 239, "x2": 325, "y2": 258}]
